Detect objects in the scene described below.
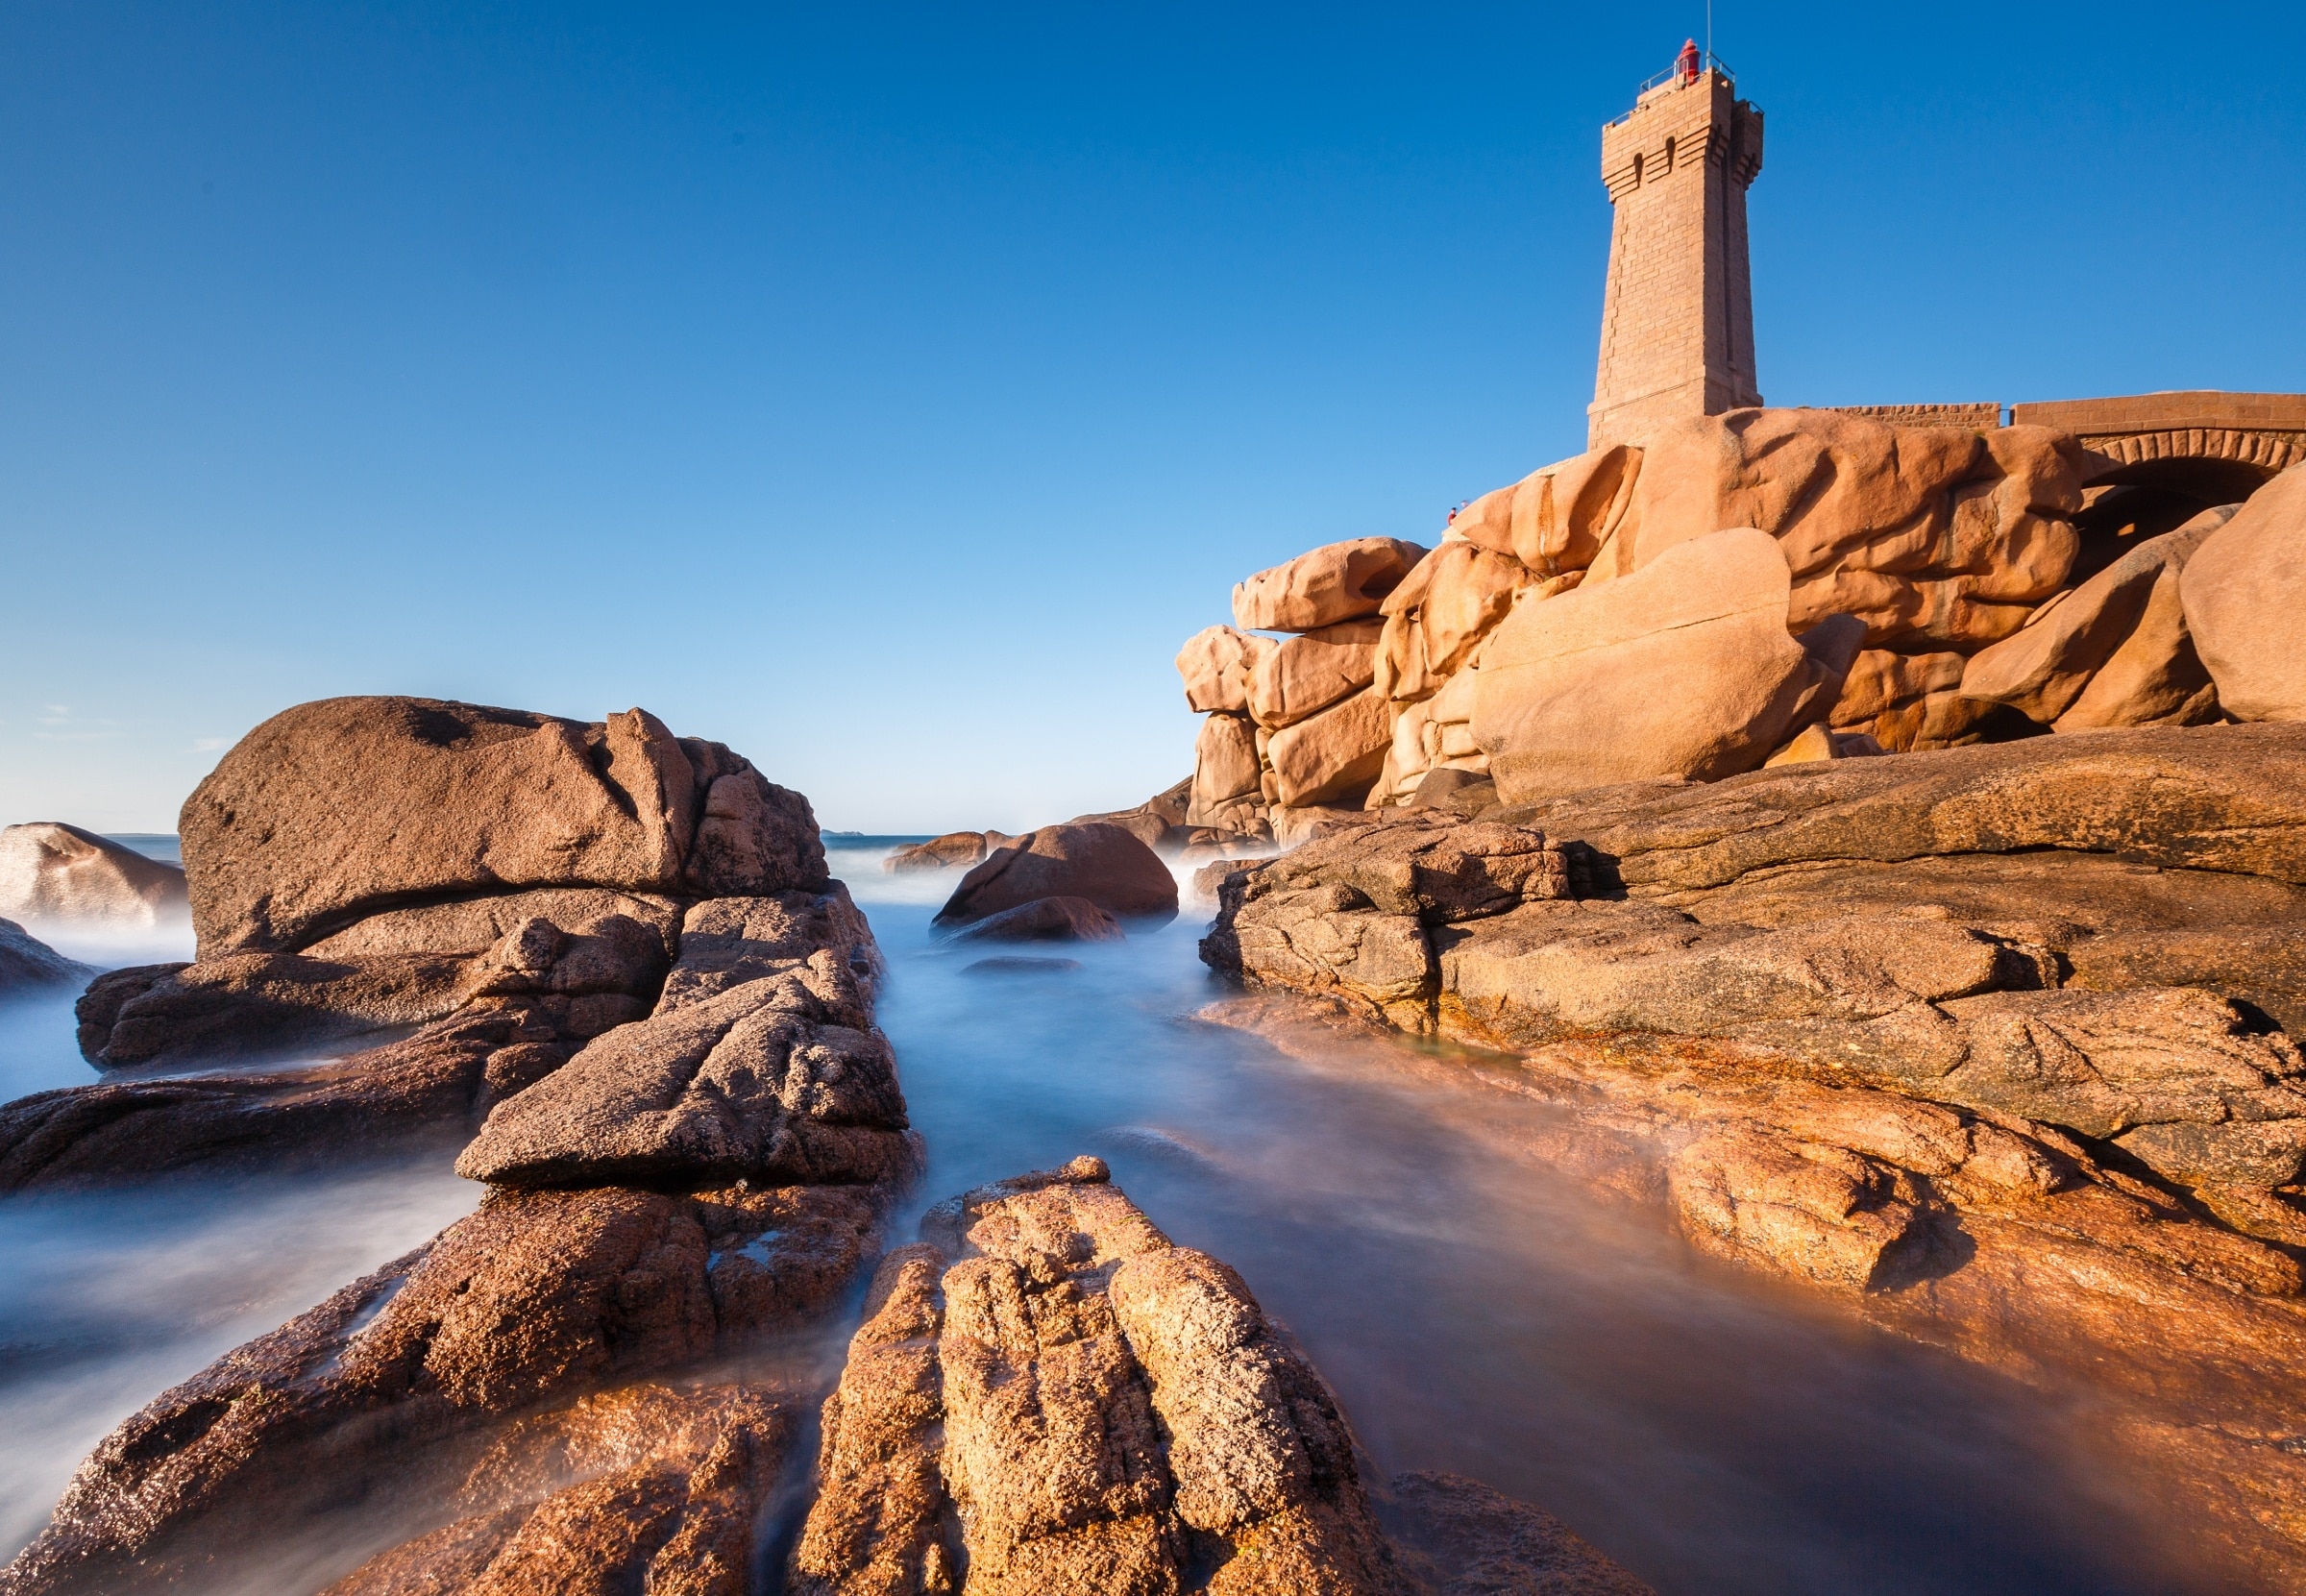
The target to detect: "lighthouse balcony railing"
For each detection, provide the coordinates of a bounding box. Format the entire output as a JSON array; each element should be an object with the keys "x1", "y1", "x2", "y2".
[{"x1": 1608, "y1": 54, "x2": 1735, "y2": 124}]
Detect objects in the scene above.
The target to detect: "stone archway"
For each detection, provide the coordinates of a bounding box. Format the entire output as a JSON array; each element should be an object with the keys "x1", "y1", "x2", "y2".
[{"x1": 2010, "y1": 392, "x2": 2306, "y2": 490}]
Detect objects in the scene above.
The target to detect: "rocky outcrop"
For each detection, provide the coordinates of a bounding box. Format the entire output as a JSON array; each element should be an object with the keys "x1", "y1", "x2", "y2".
[
  {"x1": 180, "y1": 697, "x2": 823, "y2": 957},
  {"x1": 0, "y1": 704, "x2": 921, "y2": 1595},
  {"x1": 2, "y1": 1181, "x2": 889, "y2": 1595},
  {"x1": 934, "y1": 823, "x2": 1179, "y2": 929},
  {"x1": 1177, "y1": 626, "x2": 1275, "y2": 714},
  {"x1": 789, "y1": 1158, "x2": 1649, "y2": 1596},
  {"x1": 1067, "y1": 777, "x2": 1195, "y2": 851},
  {"x1": 0, "y1": 823, "x2": 187, "y2": 928},
  {"x1": 1171, "y1": 415, "x2": 2306, "y2": 830},
  {"x1": 454, "y1": 891, "x2": 914, "y2": 1190},
  {"x1": 76, "y1": 898, "x2": 675, "y2": 1070},
  {"x1": 0, "y1": 919, "x2": 92, "y2": 995},
  {"x1": 1960, "y1": 510, "x2": 2227, "y2": 727},
  {"x1": 1207, "y1": 724, "x2": 2306, "y2": 1200},
  {"x1": 1, "y1": 1003, "x2": 560, "y2": 1191},
  {"x1": 1600, "y1": 411, "x2": 2086, "y2": 650},
  {"x1": 1266, "y1": 688, "x2": 1392, "y2": 809},
  {"x1": 6, "y1": 700, "x2": 901, "y2": 1192},
  {"x1": 2182, "y1": 461, "x2": 2306, "y2": 722}
]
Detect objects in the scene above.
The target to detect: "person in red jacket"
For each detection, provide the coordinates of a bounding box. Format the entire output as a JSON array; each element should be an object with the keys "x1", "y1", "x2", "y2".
[{"x1": 1678, "y1": 37, "x2": 1701, "y2": 84}]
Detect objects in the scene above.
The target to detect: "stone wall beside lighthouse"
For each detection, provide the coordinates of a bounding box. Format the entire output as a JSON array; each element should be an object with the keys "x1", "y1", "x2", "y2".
[{"x1": 1588, "y1": 65, "x2": 1764, "y2": 449}]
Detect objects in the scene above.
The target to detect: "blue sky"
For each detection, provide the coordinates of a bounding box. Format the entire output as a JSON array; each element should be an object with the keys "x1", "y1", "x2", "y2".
[{"x1": 3, "y1": 2, "x2": 2301, "y2": 833}]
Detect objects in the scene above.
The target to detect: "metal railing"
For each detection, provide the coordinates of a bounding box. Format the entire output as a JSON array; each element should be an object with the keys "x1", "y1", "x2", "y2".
[{"x1": 1607, "y1": 52, "x2": 1735, "y2": 124}]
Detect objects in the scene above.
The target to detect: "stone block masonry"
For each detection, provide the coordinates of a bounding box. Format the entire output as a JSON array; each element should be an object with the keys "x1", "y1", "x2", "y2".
[{"x1": 1589, "y1": 67, "x2": 1764, "y2": 450}]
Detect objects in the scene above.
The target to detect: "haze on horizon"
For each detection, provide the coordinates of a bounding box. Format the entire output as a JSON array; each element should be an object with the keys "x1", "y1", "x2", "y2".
[{"x1": 4, "y1": 1, "x2": 2301, "y2": 836}]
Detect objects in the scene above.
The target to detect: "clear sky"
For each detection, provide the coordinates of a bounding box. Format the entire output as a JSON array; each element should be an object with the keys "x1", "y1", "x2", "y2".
[{"x1": 3, "y1": 2, "x2": 2301, "y2": 835}]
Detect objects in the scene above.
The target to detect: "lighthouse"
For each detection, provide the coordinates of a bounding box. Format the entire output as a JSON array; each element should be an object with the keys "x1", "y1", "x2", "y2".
[{"x1": 1587, "y1": 52, "x2": 1765, "y2": 449}]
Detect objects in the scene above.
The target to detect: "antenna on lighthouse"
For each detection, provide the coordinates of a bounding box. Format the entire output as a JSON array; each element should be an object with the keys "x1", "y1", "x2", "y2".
[{"x1": 1705, "y1": 0, "x2": 1713, "y2": 66}]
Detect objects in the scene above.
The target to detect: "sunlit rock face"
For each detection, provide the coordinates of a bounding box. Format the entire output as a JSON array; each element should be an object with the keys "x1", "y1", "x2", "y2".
[
  {"x1": 1198, "y1": 719, "x2": 2306, "y2": 1581},
  {"x1": 788, "y1": 1156, "x2": 1656, "y2": 1596},
  {"x1": 4, "y1": 697, "x2": 899, "y2": 1192},
  {"x1": 1169, "y1": 418, "x2": 2306, "y2": 837}
]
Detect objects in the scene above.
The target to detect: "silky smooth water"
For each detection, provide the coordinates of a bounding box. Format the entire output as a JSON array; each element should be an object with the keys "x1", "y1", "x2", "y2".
[
  {"x1": 0, "y1": 847, "x2": 2250, "y2": 1590},
  {"x1": 832, "y1": 847, "x2": 2235, "y2": 1596}
]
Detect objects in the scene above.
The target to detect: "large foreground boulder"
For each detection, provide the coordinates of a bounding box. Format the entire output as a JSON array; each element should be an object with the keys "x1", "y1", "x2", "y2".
[
  {"x1": 0, "y1": 823, "x2": 187, "y2": 928},
  {"x1": 1, "y1": 702, "x2": 927, "y2": 1595},
  {"x1": 934, "y1": 823, "x2": 1178, "y2": 929},
  {"x1": 2181, "y1": 461, "x2": 2306, "y2": 722},
  {"x1": 181, "y1": 697, "x2": 824, "y2": 956},
  {"x1": 1468, "y1": 528, "x2": 1855, "y2": 804},
  {"x1": 788, "y1": 1158, "x2": 1650, "y2": 1595}
]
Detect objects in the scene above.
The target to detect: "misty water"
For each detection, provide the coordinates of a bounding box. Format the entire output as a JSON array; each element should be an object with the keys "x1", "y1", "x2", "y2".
[{"x1": 0, "y1": 842, "x2": 2239, "y2": 1593}]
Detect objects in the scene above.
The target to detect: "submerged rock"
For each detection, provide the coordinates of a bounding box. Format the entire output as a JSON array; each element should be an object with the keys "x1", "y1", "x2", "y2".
[
  {"x1": 0, "y1": 823, "x2": 187, "y2": 928},
  {"x1": 1382, "y1": 1471, "x2": 1656, "y2": 1596},
  {"x1": 949, "y1": 895, "x2": 1125, "y2": 945},
  {"x1": 0, "y1": 918, "x2": 93, "y2": 995}
]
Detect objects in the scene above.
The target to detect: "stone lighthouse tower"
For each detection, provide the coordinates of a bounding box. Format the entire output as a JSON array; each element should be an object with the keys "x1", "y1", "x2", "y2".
[{"x1": 1587, "y1": 57, "x2": 1765, "y2": 449}]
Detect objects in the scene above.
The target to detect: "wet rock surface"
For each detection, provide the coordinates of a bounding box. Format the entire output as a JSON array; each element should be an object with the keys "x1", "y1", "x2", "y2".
[
  {"x1": 1380, "y1": 1472, "x2": 1656, "y2": 1596},
  {"x1": 0, "y1": 700, "x2": 926, "y2": 1595},
  {"x1": 1, "y1": 1181, "x2": 888, "y2": 1595},
  {"x1": 1200, "y1": 720, "x2": 2306, "y2": 1584},
  {"x1": 0, "y1": 920, "x2": 91, "y2": 995},
  {"x1": 947, "y1": 895, "x2": 1126, "y2": 945},
  {"x1": 790, "y1": 1158, "x2": 1647, "y2": 1596}
]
